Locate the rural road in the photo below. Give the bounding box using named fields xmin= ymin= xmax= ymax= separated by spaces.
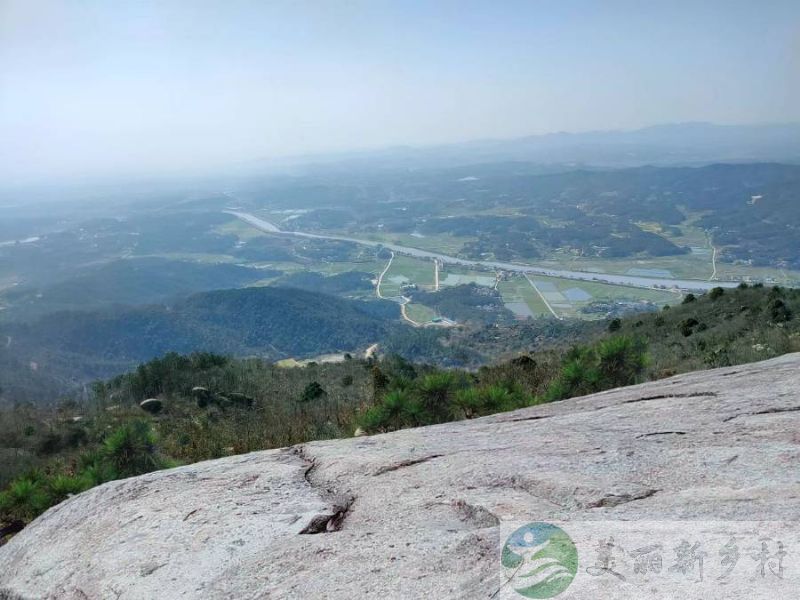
xmin=375 ymin=251 xmax=395 ymax=300
xmin=525 ymin=274 xmax=563 ymax=320
xmin=374 ymin=250 xmax=422 ymax=326
xmin=398 ymin=300 xmax=422 ymax=327
xmin=710 ymin=245 xmax=718 ymax=281
xmin=228 ymin=211 xmax=738 ymax=292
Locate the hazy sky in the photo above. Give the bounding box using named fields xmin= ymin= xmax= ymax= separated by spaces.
xmin=2 ymin=0 xmax=799 ymax=181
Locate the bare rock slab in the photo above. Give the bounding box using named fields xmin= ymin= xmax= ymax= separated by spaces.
xmin=2 ymin=354 xmax=800 ymax=598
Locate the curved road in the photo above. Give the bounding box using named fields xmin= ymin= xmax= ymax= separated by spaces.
xmin=374 ymin=250 xmax=423 ymax=326
xmin=375 ymin=251 xmax=395 ymax=300
xmin=228 ymin=211 xmax=737 ymax=292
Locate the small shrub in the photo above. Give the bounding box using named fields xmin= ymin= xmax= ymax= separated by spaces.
xmin=708 ymin=287 xmax=725 ymax=300
xmin=546 ymin=336 xmax=647 ymax=401
xmin=417 ymin=372 xmax=460 ymax=423
xmin=475 ymin=385 xmax=517 ymax=414
xmin=769 ymin=298 xmax=792 ymax=323
xmin=0 ymin=477 xmax=50 ymax=523
xmin=300 ymin=381 xmax=327 ymax=403
xmin=46 ymin=474 xmax=90 ymax=505
xmin=101 ymin=421 xmax=163 ymax=479
xmin=451 ymin=388 xmax=482 ymax=419
xmin=35 ymin=431 xmax=64 ymax=456
xmin=359 ymin=389 xmax=424 ymax=432
xmin=78 ymin=458 xmax=117 ymax=487
xmin=705 ymin=347 xmax=731 ymax=368
xmin=510 ymin=355 xmax=536 ymax=368
xmin=679 ymin=318 xmax=699 ymax=337
xmin=595 ymin=336 xmax=648 ymax=389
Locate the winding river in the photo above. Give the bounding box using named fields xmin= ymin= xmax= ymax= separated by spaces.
xmin=228 ymin=211 xmax=737 ymax=292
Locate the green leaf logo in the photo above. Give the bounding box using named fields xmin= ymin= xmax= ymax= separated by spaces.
xmin=501 ymin=523 xmax=578 ymax=598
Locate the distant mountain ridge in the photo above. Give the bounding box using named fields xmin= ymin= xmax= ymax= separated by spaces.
xmin=245 ymin=122 xmax=800 ymax=174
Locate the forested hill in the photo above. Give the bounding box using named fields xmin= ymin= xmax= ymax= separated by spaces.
xmin=1 ymin=286 xmax=401 ymax=390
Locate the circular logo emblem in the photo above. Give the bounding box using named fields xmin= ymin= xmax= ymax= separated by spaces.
xmin=501 ymin=522 xmax=578 ymax=598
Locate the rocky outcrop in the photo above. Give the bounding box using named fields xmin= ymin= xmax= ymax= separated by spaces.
xmin=2 ymin=354 xmax=800 ymax=598
xmin=138 ymin=398 xmax=162 ymax=414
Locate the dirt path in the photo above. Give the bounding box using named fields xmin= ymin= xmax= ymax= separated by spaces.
xmin=375 ymin=252 xmax=395 ymax=299
xmin=525 ymin=274 xmax=563 ymax=320
xmin=375 ymin=252 xmax=422 ymax=326
xmin=399 ymin=300 xmax=423 ymax=327
xmin=710 ymin=244 xmax=718 ymax=281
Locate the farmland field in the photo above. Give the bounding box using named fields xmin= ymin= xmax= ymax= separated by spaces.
xmin=497 ymin=278 xmax=551 ymax=318
xmin=527 ymin=274 xmax=679 ymax=318
xmin=140 ymin=203 xmax=800 ymax=331
xmin=438 ymin=267 xmax=496 ymax=288
xmin=378 ymin=255 xmax=435 ymax=297
xmin=405 ymin=302 xmax=437 ymax=324
xmin=343 ymin=231 xmax=473 ymax=256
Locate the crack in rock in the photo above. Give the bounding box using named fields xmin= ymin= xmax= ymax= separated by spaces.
xmin=182 ymin=509 xmax=200 ymax=522
xmin=510 ymin=392 xmax=718 ymax=423
xmin=723 ymin=406 xmax=800 ymax=423
xmin=290 ymin=445 xmax=356 ymax=535
xmin=299 ymin=496 xmax=355 ymax=534
xmin=507 ymin=415 xmax=551 ymax=423
xmin=290 ymin=445 xmax=318 ymax=483
xmin=139 ymin=562 xmax=167 ymax=577
xmin=636 ymin=431 xmax=687 ymax=439
xmin=621 ymin=391 xmax=717 ymax=405
xmin=585 ymin=488 xmax=659 ymax=509
xmin=451 ymin=500 xmax=500 ymax=528
xmin=373 ymin=454 xmax=444 ymax=476
xmin=495 ymin=475 xmax=572 ymax=510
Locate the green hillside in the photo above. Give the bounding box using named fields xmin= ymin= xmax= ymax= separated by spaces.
xmin=2 ymin=284 xmax=798 ymax=539
xmin=1 ymin=258 xmax=274 ymax=322
xmin=1 ymin=286 xmax=401 ymax=394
